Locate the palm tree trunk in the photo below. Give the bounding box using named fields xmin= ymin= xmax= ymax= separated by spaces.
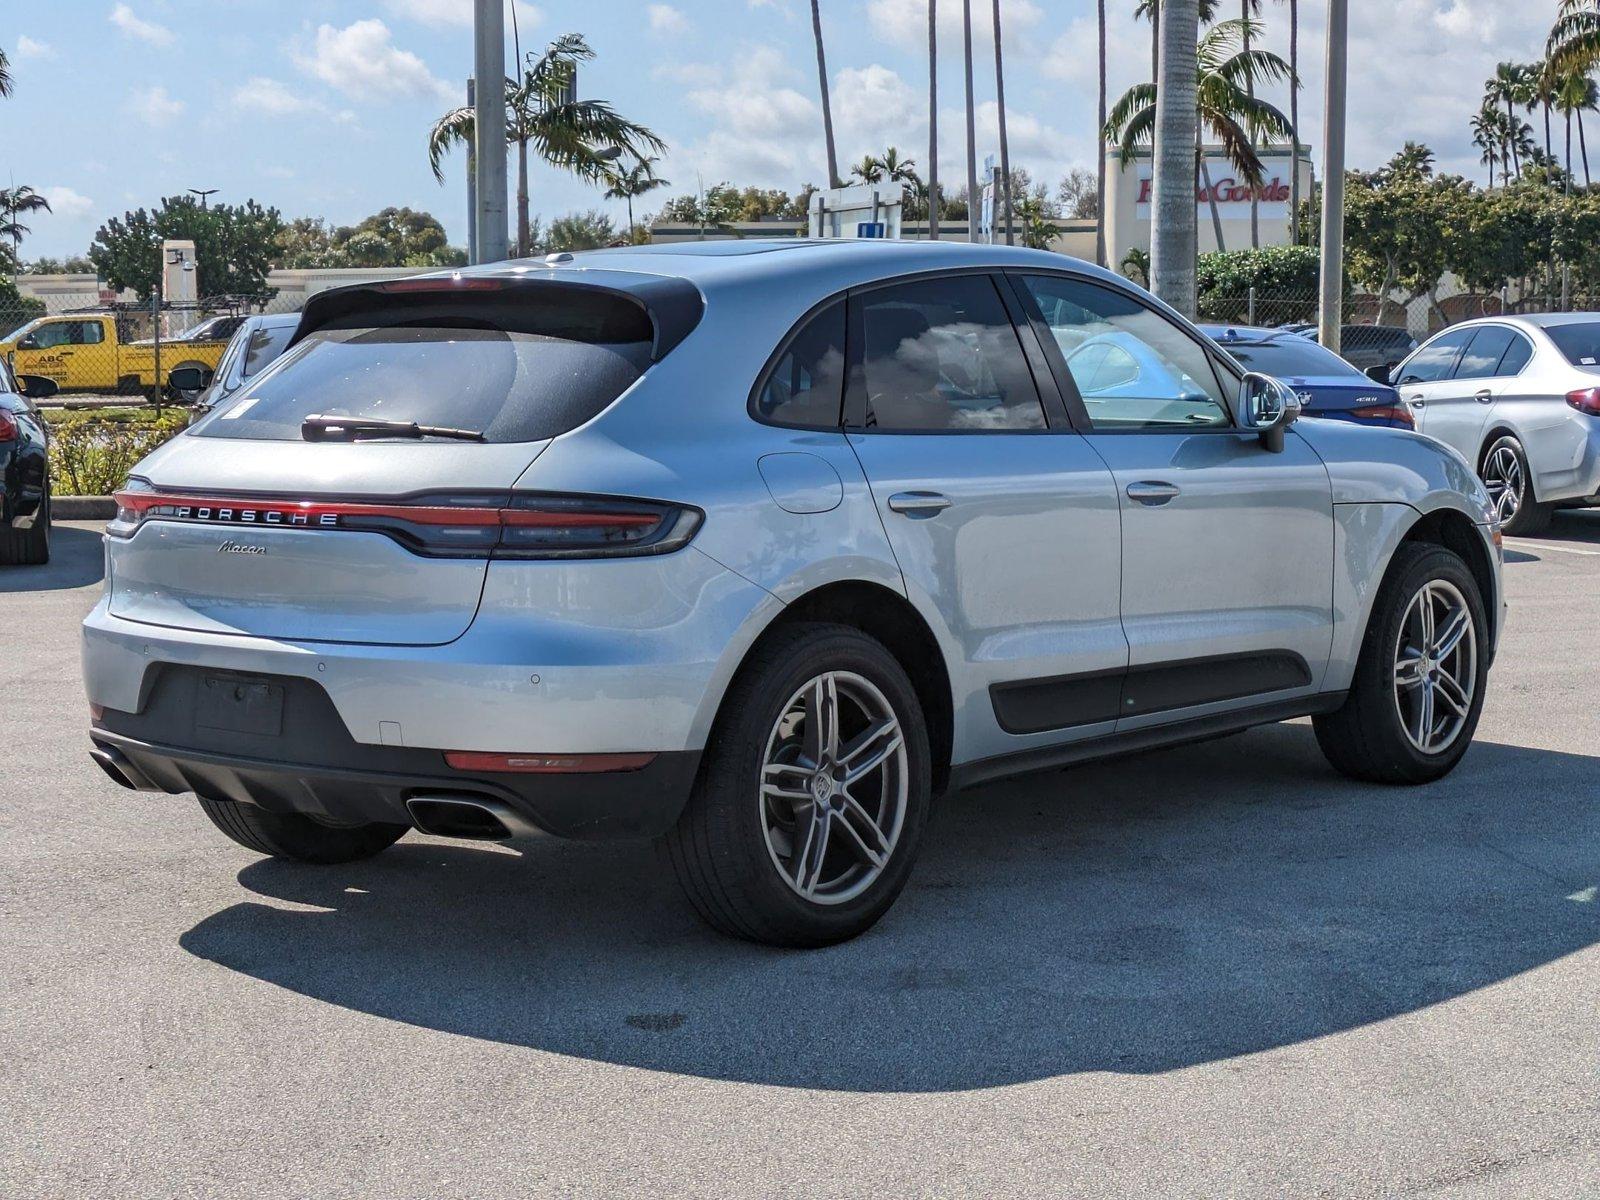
xmin=516 ymin=136 xmax=530 ymax=257
xmin=1288 ymin=0 xmax=1300 ymax=244
xmin=1567 ymin=110 xmax=1574 ymax=190
xmin=1581 ymin=107 xmax=1592 ymax=187
xmin=1150 ymin=2 xmax=1160 ymax=84
xmin=1506 ymin=97 xmax=1521 ymax=179
xmin=1152 ymin=0 xmax=1200 ymax=315
xmin=1545 ymin=101 xmax=1554 ymax=171
xmin=962 ymin=0 xmax=979 ymax=243
xmin=1096 ymin=0 xmax=1108 ymax=267
xmin=811 ymin=1 xmax=840 ymax=188
xmin=928 ymin=0 xmax=939 ymax=240
xmin=1199 ymin=129 xmax=1227 ymax=254
xmin=626 ymin=194 xmax=635 ymax=242
xmin=992 ymin=0 xmax=1014 ymax=245
xmin=1244 ymin=1 xmax=1259 ymax=249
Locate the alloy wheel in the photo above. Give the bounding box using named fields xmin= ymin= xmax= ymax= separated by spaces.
xmin=1391 ymin=579 xmax=1478 ymax=755
xmin=759 ymin=671 xmax=908 ymax=906
xmin=1482 ymin=443 xmax=1523 ymax=524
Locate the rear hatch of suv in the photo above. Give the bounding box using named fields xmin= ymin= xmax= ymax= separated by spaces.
xmin=106 ymin=271 xmax=703 ymax=646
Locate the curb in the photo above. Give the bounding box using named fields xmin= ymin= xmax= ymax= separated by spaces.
xmin=55 ymin=497 xmax=118 ymax=520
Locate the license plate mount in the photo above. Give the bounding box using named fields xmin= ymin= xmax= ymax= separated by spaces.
xmin=196 ymin=674 xmax=284 ymax=737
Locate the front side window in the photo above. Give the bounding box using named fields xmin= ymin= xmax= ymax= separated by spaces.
xmin=753 ymin=301 xmax=846 ymax=428
xmin=28 ymin=321 xmax=76 ymax=349
xmin=1020 ymin=275 xmax=1230 ymax=430
xmin=1397 ymin=328 xmax=1474 ymax=384
xmin=855 ymin=275 xmax=1045 ymax=432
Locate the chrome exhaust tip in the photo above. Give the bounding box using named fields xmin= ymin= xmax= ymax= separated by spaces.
xmin=405 ymin=795 xmax=543 ymax=841
xmin=89 ymin=744 xmax=159 ymax=792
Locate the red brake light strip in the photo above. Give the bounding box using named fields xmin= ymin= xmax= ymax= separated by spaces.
xmin=112 ymin=491 xmax=659 ymax=529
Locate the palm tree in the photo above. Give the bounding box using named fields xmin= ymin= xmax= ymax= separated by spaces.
xmin=1472 ymin=106 xmax=1500 ymax=188
xmin=1276 ymin=0 xmax=1301 ymax=242
xmin=428 ymin=34 xmax=665 ymax=259
xmin=810 ymin=1 xmax=840 ymax=188
xmin=0 ymin=186 xmax=51 ymax=268
xmin=1550 ymin=1 xmax=1600 ymax=77
xmin=1096 ymin=0 xmax=1108 ymax=266
xmin=1147 ymin=0 xmax=1201 ymax=314
xmin=1488 ymin=62 xmax=1532 ymax=181
xmin=1135 ymin=0 xmax=1221 ymax=82
xmin=1107 ymin=18 xmax=1294 ymax=255
xmin=603 ymin=156 xmax=669 ymax=243
xmin=1238 ymin=0 xmax=1262 ymax=248
xmin=1530 ymin=60 xmax=1560 ymax=176
xmin=0 ymin=47 xmax=12 ymax=97
xmin=928 ymin=0 xmax=940 ymax=240
xmin=1556 ymin=71 xmax=1599 ymax=186
xmin=992 ymin=0 xmax=1014 ymax=245
xmin=1389 ymin=141 xmax=1436 ymax=178
xmin=853 ymin=147 xmax=921 ymax=190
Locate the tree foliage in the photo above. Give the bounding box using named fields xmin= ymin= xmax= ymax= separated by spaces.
xmin=89 ymin=195 xmax=286 ymax=300
xmin=274 ymin=209 xmax=464 ymax=270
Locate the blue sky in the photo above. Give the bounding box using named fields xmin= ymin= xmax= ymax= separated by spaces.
xmin=3 ymin=0 xmax=1560 ymax=259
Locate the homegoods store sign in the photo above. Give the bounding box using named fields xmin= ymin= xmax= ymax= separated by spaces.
xmin=1132 ymin=163 xmax=1292 ymax=218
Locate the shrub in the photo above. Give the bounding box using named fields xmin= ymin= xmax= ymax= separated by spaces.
xmin=46 ymin=407 xmax=189 ymax=496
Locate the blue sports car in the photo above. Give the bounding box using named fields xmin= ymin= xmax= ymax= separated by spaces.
xmin=1200 ymin=324 xmax=1413 ymax=429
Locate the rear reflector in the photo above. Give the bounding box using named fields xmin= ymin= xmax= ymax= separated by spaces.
xmin=1566 ymin=387 xmax=1600 ymax=416
xmin=444 ymin=751 xmax=657 ymax=774
xmin=1351 ymin=404 xmax=1415 ymax=429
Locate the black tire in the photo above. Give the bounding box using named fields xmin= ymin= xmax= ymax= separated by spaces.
xmin=197 ymin=798 xmax=407 ymax=864
xmin=0 ymin=490 xmax=50 ymax=565
xmin=663 ymin=622 xmax=933 ymax=948
xmin=1314 ymin=542 xmax=1490 ymax=785
xmin=1481 ymin=434 xmax=1552 ymax=536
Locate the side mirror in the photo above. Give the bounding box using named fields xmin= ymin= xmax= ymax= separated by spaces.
xmin=17 ymin=335 xmax=39 ymax=351
xmin=167 ymin=366 xmax=213 ymax=392
xmin=1238 ymin=371 xmax=1302 ymax=453
xmin=15 ymin=374 xmax=58 ymax=400
xmin=1365 ymin=362 xmax=1397 ymax=385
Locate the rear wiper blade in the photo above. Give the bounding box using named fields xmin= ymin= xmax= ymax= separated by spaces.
xmin=301 ymin=414 xmax=486 ymax=443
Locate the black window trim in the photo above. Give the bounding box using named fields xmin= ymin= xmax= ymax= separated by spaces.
xmin=1395 ymin=325 xmax=1474 ymax=386
xmin=840 ymin=267 xmax=1068 ymax=435
xmin=745 ymin=294 xmax=851 ymax=432
xmin=1004 ymin=268 xmax=1244 ymax=435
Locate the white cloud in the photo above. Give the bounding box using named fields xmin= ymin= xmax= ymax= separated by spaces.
xmin=15 ymin=35 xmax=54 ymax=60
xmin=231 ymin=77 xmax=318 ymax=117
xmin=109 ymin=3 xmax=174 ymax=46
xmin=131 ymin=85 xmax=184 ymax=125
xmin=665 ymin=44 xmax=821 ymax=184
xmin=41 ymin=186 xmax=94 ymax=219
xmin=866 ymin=0 xmax=1044 ymax=53
xmin=382 ymin=0 xmax=542 ymax=28
xmin=648 ymin=5 xmax=688 ymax=33
xmin=293 ymin=20 xmax=454 ymax=103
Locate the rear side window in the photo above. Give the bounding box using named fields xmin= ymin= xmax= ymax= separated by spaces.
xmin=194 ymin=294 xmax=653 ymax=444
xmin=854 ymin=275 xmax=1046 ymax=432
xmin=1454 ymin=327 xmax=1519 ymax=380
xmin=1495 ymin=332 xmax=1533 ymax=375
xmin=1542 ymin=321 xmax=1600 ymax=367
xmin=754 ymin=301 xmax=846 ymax=428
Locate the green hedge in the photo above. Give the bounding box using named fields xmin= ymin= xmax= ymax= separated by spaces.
xmin=1195 ymin=246 xmax=1330 ymax=325
xmin=46 ymin=407 xmax=190 ymax=496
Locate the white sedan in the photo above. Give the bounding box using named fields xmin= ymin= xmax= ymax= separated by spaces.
xmin=1390 ymin=314 xmax=1600 ymax=534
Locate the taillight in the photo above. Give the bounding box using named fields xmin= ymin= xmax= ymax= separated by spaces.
xmin=1351 ymin=403 xmax=1415 ymax=429
xmin=1566 ymin=387 xmax=1600 ymax=416
xmin=106 ymin=487 xmax=702 ymax=560
xmin=0 ymin=410 xmax=17 ymax=441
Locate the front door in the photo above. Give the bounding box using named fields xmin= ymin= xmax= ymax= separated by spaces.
xmin=844 ymin=273 xmax=1126 ymax=764
xmin=1013 ymin=272 xmax=1336 ymax=730
xmin=1416 ymin=323 xmax=1532 ymax=465
xmin=1393 ymin=325 xmax=1477 ymax=444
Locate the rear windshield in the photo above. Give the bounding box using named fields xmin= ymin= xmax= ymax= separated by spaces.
xmin=1543 ymin=321 xmax=1600 ymax=367
xmin=1222 ymin=338 xmax=1361 ymax=378
xmin=193 ymin=320 xmax=651 ymax=443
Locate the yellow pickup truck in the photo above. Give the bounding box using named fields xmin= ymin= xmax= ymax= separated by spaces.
xmin=0 ymin=312 xmax=229 ymax=398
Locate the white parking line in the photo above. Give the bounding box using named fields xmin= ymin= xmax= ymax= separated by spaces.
xmin=1515 ymin=542 xmax=1600 ymax=557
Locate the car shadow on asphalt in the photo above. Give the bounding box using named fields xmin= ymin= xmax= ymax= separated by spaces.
xmin=0 ymin=525 xmax=105 ymax=593
xmin=1542 ymin=509 xmax=1600 ymax=544
xmin=179 ymin=724 xmax=1600 ymax=1093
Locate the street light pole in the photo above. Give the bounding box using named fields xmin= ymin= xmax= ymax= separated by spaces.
xmin=465 ymin=77 xmax=479 ymax=265
xmin=962 ymin=0 xmax=978 ymax=244
xmin=473 ymin=0 xmax=509 ymax=263
xmin=187 ymin=188 xmax=217 ymax=210
xmin=1317 ymin=0 xmax=1348 ymax=355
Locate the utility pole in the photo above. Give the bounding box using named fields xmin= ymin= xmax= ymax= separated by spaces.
xmin=962 ymin=0 xmax=978 ymax=244
xmin=473 ymin=0 xmax=509 ymax=263
xmin=928 ymin=0 xmax=939 ymax=241
xmin=992 ymin=0 xmax=1014 ymax=245
xmin=1317 ymin=0 xmax=1348 ymax=354
xmin=465 ymin=77 xmax=479 ymax=265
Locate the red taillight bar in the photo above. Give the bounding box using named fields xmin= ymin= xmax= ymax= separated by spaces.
xmin=111 ymin=491 xmax=658 ymax=530
xmin=1567 ymin=387 xmax=1600 ymax=416
xmin=1351 ymin=404 xmax=1415 ymax=429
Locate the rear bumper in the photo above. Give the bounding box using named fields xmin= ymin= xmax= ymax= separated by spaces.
xmin=88 ymin=664 xmax=701 ymax=839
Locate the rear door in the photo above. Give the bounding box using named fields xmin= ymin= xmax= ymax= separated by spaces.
xmin=843 ymin=272 xmax=1127 ymax=760
xmin=1014 ymin=272 xmax=1335 ymax=729
xmin=106 ymin=280 xmax=667 ymax=646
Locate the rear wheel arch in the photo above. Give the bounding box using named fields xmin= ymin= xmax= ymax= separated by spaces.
xmin=725 ymin=581 xmax=954 ymax=797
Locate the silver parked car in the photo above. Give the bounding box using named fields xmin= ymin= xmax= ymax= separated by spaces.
xmin=1389 ymin=314 xmax=1600 ymax=534
xmin=184 ymin=312 xmax=301 ymax=414
xmin=83 ymin=242 xmax=1502 ymax=946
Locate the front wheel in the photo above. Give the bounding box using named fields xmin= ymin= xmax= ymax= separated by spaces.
xmin=663 ymin=623 xmax=932 ymax=947
xmin=1314 ymin=542 xmax=1489 ymax=784
xmin=198 ymin=798 xmax=407 ymax=864
xmin=1481 ymin=434 xmax=1551 ymax=536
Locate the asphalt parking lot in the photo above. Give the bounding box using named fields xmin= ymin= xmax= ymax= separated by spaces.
xmin=4 ymin=517 xmax=1598 ymax=1198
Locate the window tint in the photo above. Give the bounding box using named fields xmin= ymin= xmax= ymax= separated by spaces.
xmin=1220 ymin=338 xmax=1363 ymax=379
xmin=754 ymin=301 xmax=846 ymax=427
xmin=1020 ymin=275 xmax=1230 ymax=430
xmin=856 ymin=276 xmax=1045 ymax=431
xmin=1544 ymin=320 xmax=1600 ymax=366
xmin=1454 ymin=327 xmax=1517 ymax=380
xmin=1397 ymin=328 xmax=1473 ymax=384
xmin=29 ymin=322 xmax=76 ymax=349
xmin=242 ymin=324 xmax=296 ymax=379
xmin=1496 ymin=332 xmax=1533 ymax=376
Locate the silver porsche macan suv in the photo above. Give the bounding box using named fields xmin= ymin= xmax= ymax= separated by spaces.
xmin=83 ymin=241 xmax=1504 ymax=946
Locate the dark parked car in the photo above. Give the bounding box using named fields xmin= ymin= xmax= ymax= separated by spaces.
xmin=0 ymin=363 xmax=56 ymax=565
xmin=1201 ymin=325 xmax=1413 ymax=428
xmin=1281 ymin=322 xmax=1419 ymax=372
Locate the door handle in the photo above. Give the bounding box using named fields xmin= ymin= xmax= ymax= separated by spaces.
xmin=1408 ymin=395 xmax=1425 ymax=408
xmin=1126 ymin=481 xmax=1181 ymax=506
xmin=1474 ymin=389 xmax=1493 ymax=404
xmin=887 ymin=491 xmax=951 ymax=516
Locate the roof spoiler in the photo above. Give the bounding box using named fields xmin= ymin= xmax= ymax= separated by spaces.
xmin=288 ymin=269 xmax=705 ymax=362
